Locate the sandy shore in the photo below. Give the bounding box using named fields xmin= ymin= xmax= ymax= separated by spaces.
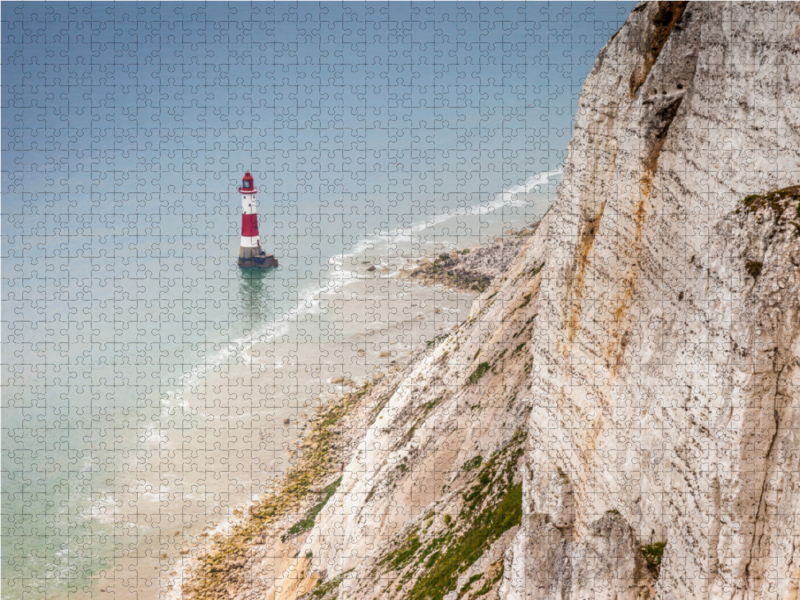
xmin=89 ymin=191 xmax=551 ymax=600
xmin=92 ymin=249 xmax=476 ymax=600
xmin=176 ymin=224 xmax=540 ymax=599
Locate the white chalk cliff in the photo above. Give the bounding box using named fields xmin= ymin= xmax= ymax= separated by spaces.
xmin=509 ymin=2 xmax=800 ymax=599
xmin=187 ymin=3 xmax=800 ymax=599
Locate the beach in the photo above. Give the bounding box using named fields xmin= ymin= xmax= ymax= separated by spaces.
xmin=78 ymin=182 xmax=555 ymax=599
xmin=176 ymin=198 xmax=549 ymax=600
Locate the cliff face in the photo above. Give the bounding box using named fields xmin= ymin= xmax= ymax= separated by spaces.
xmin=508 ymin=2 xmax=800 ymax=599
xmin=186 ymin=200 xmax=551 ymax=600
xmin=187 ymin=3 xmax=800 ymax=600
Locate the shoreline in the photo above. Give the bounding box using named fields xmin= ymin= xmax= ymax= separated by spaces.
xmin=88 ymin=204 xmax=549 ymax=600
xmin=405 ymin=223 xmax=540 ymax=292
xmin=93 ymin=247 xmax=478 ymax=600
xmin=177 ymin=226 xmax=539 ymax=599
xmin=178 ymin=349 xmax=420 ymax=599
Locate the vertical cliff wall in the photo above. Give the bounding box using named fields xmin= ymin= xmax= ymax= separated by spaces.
xmin=506 ymin=2 xmax=800 ymax=599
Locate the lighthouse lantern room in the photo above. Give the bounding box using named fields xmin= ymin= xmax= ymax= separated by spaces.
xmin=237 ymin=172 xmax=278 ymax=268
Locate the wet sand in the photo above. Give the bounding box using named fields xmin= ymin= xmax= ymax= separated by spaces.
xmin=92 ymin=250 xmax=476 ymax=599
xmin=89 ymin=190 xmax=554 ymax=599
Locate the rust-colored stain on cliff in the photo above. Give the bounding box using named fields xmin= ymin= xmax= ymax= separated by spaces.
xmin=605 ymin=48 xmax=686 ymax=372
xmin=567 ymin=204 xmax=606 ymax=345
xmin=604 ymin=194 xmax=647 ymax=374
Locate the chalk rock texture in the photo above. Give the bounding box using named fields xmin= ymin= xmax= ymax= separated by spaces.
xmin=505 ymin=2 xmax=800 ymax=599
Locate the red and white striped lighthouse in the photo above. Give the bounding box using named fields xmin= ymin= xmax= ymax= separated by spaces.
xmin=237 ymin=172 xmax=278 ymax=268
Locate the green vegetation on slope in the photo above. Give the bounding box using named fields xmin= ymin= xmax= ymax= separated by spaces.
xmin=741 ymin=185 xmax=800 ymax=218
xmin=301 ymin=568 xmax=354 ymax=600
xmin=383 ymin=532 xmax=424 ymax=571
xmin=468 ymin=362 xmax=491 ymax=384
xmin=642 ymin=541 xmax=667 ymax=578
xmin=284 ymin=477 xmax=342 ymax=540
xmin=739 ymin=185 xmax=800 ymax=235
xmin=406 ymin=483 xmax=521 ymax=600
xmin=461 ymin=456 xmax=482 ymax=472
xmin=374 ymin=430 xmax=526 ymax=600
xmin=186 ymin=381 xmax=382 ymax=599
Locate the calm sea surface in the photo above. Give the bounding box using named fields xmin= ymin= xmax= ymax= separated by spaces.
xmin=1 ymin=3 xmax=634 ymax=598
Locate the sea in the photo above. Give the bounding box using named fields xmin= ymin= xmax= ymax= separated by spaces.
xmin=1 ymin=3 xmax=634 ymax=598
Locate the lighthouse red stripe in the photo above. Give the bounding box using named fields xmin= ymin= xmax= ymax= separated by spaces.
xmin=242 ymin=213 xmax=259 ymax=237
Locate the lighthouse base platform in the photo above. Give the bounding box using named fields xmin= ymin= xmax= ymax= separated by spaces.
xmin=238 ymin=248 xmax=278 ymax=269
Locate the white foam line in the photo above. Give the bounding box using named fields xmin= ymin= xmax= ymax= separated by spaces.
xmin=300 ymin=170 xmax=561 ymax=300
xmin=314 ymin=169 xmax=561 ymax=266
xmin=358 ymin=168 xmax=563 ymax=247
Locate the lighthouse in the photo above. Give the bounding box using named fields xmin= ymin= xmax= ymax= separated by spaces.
xmin=237 ymin=172 xmax=278 ymax=268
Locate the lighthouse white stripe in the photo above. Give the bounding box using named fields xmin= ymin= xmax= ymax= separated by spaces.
xmin=241 ymin=194 xmax=258 ymax=215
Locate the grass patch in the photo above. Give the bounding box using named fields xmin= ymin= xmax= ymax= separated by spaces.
xmin=382 ymin=532 xmax=423 ymax=571
xmin=473 ymin=564 xmax=504 ymax=596
xmin=462 ymin=456 xmax=483 ymax=472
xmin=740 ymin=185 xmax=800 ymax=235
xmin=363 ymin=431 xmax=527 ymax=600
xmin=457 ymin=573 xmax=483 ymax=598
xmin=468 ymin=362 xmax=492 ymax=384
xmin=284 ymin=477 xmax=342 ymax=539
xmin=425 ymin=551 xmax=441 ymax=568
xmin=740 ymin=185 xmax=800 ymax=217
xmin=185 ymin=382 xmax=373 ymax=598
xmin=523 ymin=261 xmax=544 ymax=278
xmin=742 ymin=194 xmax=759 ymax=208
xmin=370 ymin=384 xmax=399 ymax=420
xmin=426 ymin=332 xmax=451 ymax=348
xmin=370 ymin=431 xmax=525 ymax=600
xmin=463 ymin=430 xmax=525 ymax=514
xmin=304 ymin=569 xmax=354 ymax=600
xmin=642 ymin=541 xmax=667 ymax=578
xmin=406 ymin=483 xmax=522 ymax=600
xmin=421 ymin=396 xmax=443 ymax=414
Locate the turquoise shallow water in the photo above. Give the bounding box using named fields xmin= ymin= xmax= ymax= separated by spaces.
xmin=1 ymin=3 xmax=634 ymax=598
